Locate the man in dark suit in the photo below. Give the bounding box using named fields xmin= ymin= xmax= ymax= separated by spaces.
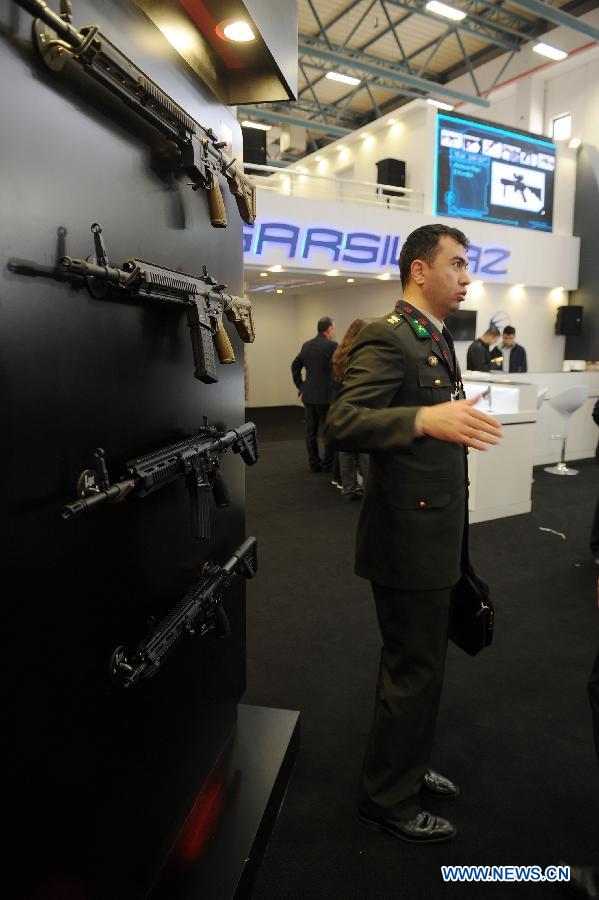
xmin=292 ymin=317 xmax=338 ymax=472
xmin=490 ymin=326 xmax=527 ymax=373
xmin=466 ymin=326 xmax=501 ymax=371
xmin=325 ymin=224 xmax=501 ymax=844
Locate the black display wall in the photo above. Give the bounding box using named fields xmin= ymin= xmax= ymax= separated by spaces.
xmin=566 ymin=145 xmax=599 ymax=360
xmin=1 ymin=2 xmax=250 ymax=897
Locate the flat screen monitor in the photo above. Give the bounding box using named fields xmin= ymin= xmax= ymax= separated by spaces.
xmin=445 ymin=309 xmax=477 ymax=342
xmin=434 ymin=112 xmax=555 ymax=232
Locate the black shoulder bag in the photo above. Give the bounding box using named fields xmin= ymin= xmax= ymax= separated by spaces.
xmin=449 ymin=515 xmax=494 ymax=656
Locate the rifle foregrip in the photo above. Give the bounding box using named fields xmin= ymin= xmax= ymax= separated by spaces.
xmin=207 ymin=175 xmax=227 ymax=228
xmin=213 ymin=323 xmax=235 ymax=365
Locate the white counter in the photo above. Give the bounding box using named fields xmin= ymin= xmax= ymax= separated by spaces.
xmin=464 ymin=371 xmax=599 ymax=465
xmin=463 ymin=380 xmax=537 ymax=524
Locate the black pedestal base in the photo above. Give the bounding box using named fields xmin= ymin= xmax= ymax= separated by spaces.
xmin=150 ymin=704 xmax=300 ymax=900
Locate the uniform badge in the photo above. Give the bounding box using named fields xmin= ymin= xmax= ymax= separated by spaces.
xmin=427 ymin=355 xmax=438 ymax=366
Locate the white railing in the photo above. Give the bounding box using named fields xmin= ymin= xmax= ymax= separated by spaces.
xmin=244 ymin=163 xmax=423 ymax=213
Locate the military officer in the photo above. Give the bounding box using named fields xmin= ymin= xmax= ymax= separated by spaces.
xmin=324 ymin=224 xmax=501 ymax=844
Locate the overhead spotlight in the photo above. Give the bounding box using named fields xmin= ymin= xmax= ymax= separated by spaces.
xmin=337 ymin=145 xmax=346 ymax=152
xmin=216 ymin=20 xmax=256 ymax=42
xmin=259 ymin=272 xmax=268 ymax=277
xmin=268 ymin=264 xmax=283 ymax=272
xmin=569 ymin=137 xmax=582 ymax=149
xmin=360 ymin=132 xmax=370 ymax=140
xmin=425 ymin=1 xmax=466 ymax=22
xmin=325 ymin=269 xmax=339 ymax=277
xmin=276 ymin=289 xmax=283 ymax=294
xmin=427 ymin=98 xmax=455 ymax=111
xmin=387 ymin=118 xmax=397 ymax=125
xmin=241 ymin=120 xmax=271 ymax=131
xmin=377 ymin=272 xmax=391 ymax=280
xmin=533 ymin=42 xmax=568 ymax=61
xmin=347 ymin=278 xmax=355 ymax=283
xmin=326 ymin=71 xmax=361 ymax=86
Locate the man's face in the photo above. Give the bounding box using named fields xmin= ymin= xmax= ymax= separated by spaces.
xmin=328 ymin=322 xmax=336 ymax=339
xmin=502 ymin=332 xmax=515 ymax=347
xmin=416 ymin=236 xmax=471 ymax=319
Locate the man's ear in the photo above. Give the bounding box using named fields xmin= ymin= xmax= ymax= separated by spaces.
xmin=411 ymin=258 xmax=426 ymax=285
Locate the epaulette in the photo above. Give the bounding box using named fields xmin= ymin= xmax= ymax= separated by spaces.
xmin=385 ymin=312 xmax=406 ymax=329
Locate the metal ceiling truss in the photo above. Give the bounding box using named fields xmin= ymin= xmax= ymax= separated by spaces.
xmin=241 ymin=0 xmax=599 ymax=154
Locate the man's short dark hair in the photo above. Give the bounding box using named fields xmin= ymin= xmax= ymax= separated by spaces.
xmin=398 ymin=224 xmax=470 ymax=289
xmin=317 ymin=317 xmax=334 ymax=333
xmin=503 ymin=326 xmax=516 ymax=336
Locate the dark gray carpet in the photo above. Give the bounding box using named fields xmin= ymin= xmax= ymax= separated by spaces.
xmin=244 ymin=406 xmax=599 ymax=899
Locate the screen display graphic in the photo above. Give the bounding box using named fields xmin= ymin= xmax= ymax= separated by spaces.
xmin=435 ymin=113 xmax=556 ymax=231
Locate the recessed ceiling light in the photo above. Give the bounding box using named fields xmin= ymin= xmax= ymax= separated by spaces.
xmin=337 ymin=145 xmax=346 ymax=152
xmin=217 ymin=20 xmax=256 ymax=42
xmin=315 ymin=155 xmax=323 ymax=161
xmin=360 ymin=132 xmax=370 ymax=140
xmin=276 ymin=289 xmax=283 ymax=294
xmin=425 ymin=1 xmax=466 ymax=21
xmin=260 ymin=272 xmax=268 ymax=277
xmin=268 ymin=264 xmax=283 ymax=272
xmin=427 ymin=98 xmax=455 ymax=111
xmin=377 ymin=273 xmax=391 ymax=280
xmin=533 ymin=42 xmax=568 ymax=61
xmin=325 ymin=269 xmax=339 ymax=276
xmin=347 ymin=278 xmax=355 ymax=283
xmin=387 ymin=118 xmax=397 ymax=125
xmin=241 ymin=120 xmax=271 ymax=132
xmin=326 ymin=71 xmax=361 ymax=86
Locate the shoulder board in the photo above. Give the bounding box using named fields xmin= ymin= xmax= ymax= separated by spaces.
xmin=385 ymin=313 xmax=405 ymax=329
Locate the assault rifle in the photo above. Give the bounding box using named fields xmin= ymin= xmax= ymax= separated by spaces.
xmin=62 ymin=421 xmax=258 ymax=540
xmin=110 ymin=536 xmax=258 ymax=688
xmin=500 ymin=173 xmax=542 ymax=204
xmin=8 ymin=223 xmax=255 ymax=384
xmin=13 ymin=0 xmax=256 ymax=228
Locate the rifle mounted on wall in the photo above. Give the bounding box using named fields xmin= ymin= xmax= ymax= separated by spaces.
xmin=13 ymin=0 xmax=256 ymax=228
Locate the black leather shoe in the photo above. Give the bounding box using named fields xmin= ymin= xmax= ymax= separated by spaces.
xmin=355 ymin=808 xmax=456 ymax=844
xmin=422 ymin=769 xmax=460 ymax=798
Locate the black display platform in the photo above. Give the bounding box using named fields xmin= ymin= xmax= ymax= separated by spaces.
xmin=149 ymin=705 xmax=300 ymax=900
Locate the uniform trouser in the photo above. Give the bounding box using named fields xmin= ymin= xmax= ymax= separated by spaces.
xmin=304 ymin=404 xmax=335 ymax=470
xmin=359 ymin=583 xmax=452 ymax=821
xmin=589 ymin=644 xmax=599 ymax=767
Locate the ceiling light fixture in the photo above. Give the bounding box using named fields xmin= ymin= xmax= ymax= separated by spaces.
xmin=325 ymin=269 xmax=339 ymax=276
xmin=533 ymin=42 xmax=568 ymax=61
xmin=268 ymin=264 xmax=283 ymax=272
xmin=427 ymin=98 xmax=455 ymax=111
xmin=276 ymin=289 xmax=283 ymax=294
xmin=337 ymin=145 xmax=347 ymax=152
xmin=425 ymin=1 xmax=466 ymax=22
xmin=326 ymin=71 xmax=361 ymax=86
xmin=315 ymin=155 xmax=323 ymax=161
xmin=260 ymin=272 xmax=268 ymax=277
xmin=216 ymin=20 xmax=256 ymax=42
xmin=377 ymin=272 xmax=391 ymax=280
xmin=347 ymin=278 xmax=355 ymax=283
xmin=387 ymin=118 xmax=397 ymax=125
xmin=360 ymin=132 xmax=370 ymax=140
xmin=241 ymin=120 xmax=271 ymax=132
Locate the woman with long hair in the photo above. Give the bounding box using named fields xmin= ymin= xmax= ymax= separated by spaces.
xmin=331 ymin=319 xmax=369 ymax=502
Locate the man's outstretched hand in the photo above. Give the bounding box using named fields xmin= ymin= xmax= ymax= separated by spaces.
xmin=420 ymin=395 xmax=502 ymax=451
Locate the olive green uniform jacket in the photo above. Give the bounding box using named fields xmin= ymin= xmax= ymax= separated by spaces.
xmin=324 ymin=310 xmax=467 ymax=591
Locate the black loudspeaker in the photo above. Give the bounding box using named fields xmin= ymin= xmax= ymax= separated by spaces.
xmin=241 ymin=126 xmax=267 ymax=165
xmin=376 ymin=158 xmax=406 ymax=195
xmin=555 ymin=305 xmax=583 ymax=335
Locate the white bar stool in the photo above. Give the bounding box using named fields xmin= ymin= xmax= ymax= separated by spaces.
xmin=544 ymin=385 xmax=590 ymax=475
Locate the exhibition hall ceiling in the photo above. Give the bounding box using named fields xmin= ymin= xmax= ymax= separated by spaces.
xmin=239 ymin=0 xmax=599 ymax=159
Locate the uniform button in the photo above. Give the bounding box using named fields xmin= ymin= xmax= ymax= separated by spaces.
xmin=434 ymin=378 xmax=442 ymax=385
xmin=419 ymin=500 xmax=427 ymax=508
